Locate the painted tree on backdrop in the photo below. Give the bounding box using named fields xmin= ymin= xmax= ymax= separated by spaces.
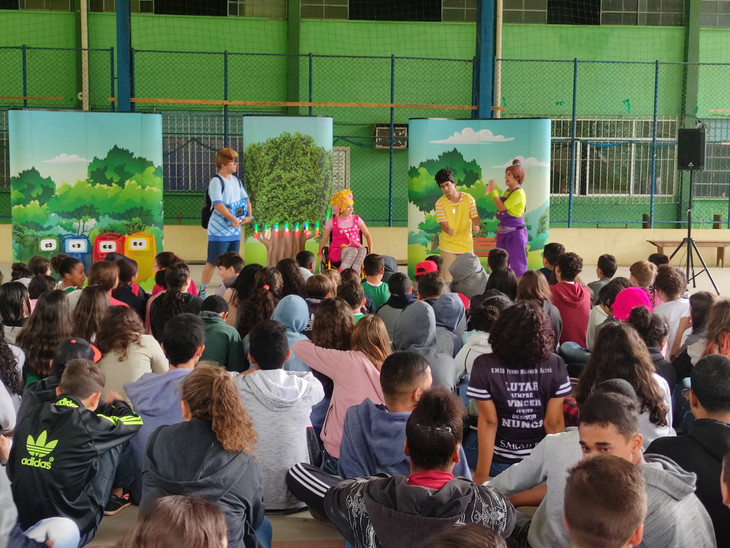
xmin=11 ymin=169 xmax=55 ymax=253
xmin=408 ymin=148 xmax=497 ymax=251
xmin=11 ymin=147 xmax=163 ymax=260
xmin=244 ymin=132 xmax=332 ymax=266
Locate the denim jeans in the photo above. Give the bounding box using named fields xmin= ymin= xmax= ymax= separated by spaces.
xmin=560 ymin=342 xmax=591 ymax=365
xmin=255 ymin=516 xmax=273 ymax=548
xmin=672 ymin=379 xmax=696 ymax=433
xmin=461 ymin=428 xmax=514 ymax=478
xmin=78 ymin=441 xmax=133 ymax=547
xmin=463 ymin=428 xmax=479 ymax=470
xmin=322 ymin=450 xmax=339 ymax=476
xmin=25 ymin=518 xmax=81 ymax=548
xmin=489 ymin=461 xmax=513 ymax=477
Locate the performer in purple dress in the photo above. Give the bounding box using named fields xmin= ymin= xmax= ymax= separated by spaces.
xmin=486 ymin=159 xmax=528 ymax=277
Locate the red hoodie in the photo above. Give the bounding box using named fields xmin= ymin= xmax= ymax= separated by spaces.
xmin=551 ymin=282 xmax=592 ymax=347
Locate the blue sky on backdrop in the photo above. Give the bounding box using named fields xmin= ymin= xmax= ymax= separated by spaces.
xmin=242 ymin=116 xmax=333 ymax=150
xmin=408 ymin=118 xmax=551 ymax=228
xmin=9 ymin=111 xmax=163 ymax=186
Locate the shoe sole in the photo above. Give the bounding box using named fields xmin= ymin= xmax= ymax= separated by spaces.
xmin=104 ymin=501 xmax=132 ymax=516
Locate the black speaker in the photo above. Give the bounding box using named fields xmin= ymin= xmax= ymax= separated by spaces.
xmin=677 ymin=128 xmax=706 ymax=171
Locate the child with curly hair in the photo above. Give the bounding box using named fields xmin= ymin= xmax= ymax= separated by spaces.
xmin=140 ymin=365 xmax=268 ymax=548
xmin=467 ymin=301 xmax=570 ymax=483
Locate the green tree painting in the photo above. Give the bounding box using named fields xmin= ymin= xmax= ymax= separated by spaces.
xmin=11 ymin=147 xmax=163 ymax=261
xmin=11 ymin=168 xmax=55 ymax=204
xmin=244 ymin=132 xmax=332 ymax=266
xmin=408 ymin=148 xmax=497 ymax=250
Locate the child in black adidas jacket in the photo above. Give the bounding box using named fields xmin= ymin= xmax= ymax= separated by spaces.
xmin=8 ymin=359 xmax=142 ymax=547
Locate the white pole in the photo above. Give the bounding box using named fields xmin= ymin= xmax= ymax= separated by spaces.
xmin=494 ymin=0 xmax=503 ymax=118
xmin=80 ymin=0 xmax=90 ymax=111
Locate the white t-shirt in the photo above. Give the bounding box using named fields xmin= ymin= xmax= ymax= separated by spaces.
xmin=639 ymin=373 xmax=676 ymax=449
xmin=654 ymin=298 xmax=690 ymax=358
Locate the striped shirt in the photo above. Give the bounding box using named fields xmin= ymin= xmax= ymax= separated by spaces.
xmin=435 ymin=192 xmax=478 ymax=253
xmin=207 ymin=174 xmax=248 ymax=242
xmin=467 ymin=353 xmax=571 ymax=463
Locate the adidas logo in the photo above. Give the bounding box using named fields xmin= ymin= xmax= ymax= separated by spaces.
xmin=21 ymin=430 xmax=57 ymax=470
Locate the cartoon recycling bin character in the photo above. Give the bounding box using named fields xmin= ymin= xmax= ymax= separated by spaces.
xmin=124 ymin=232 xmax=157 ymax=281
xmin=93 ymin=233 xmax=126 ymax=263
xmin=36 ymin=235 xmax=61 ymax=260
xmin=60 ymin=234 xmax=92 ymax=268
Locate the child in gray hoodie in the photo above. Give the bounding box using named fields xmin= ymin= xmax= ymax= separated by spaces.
xmin=236 ymin=320 xmax=324 ymax=511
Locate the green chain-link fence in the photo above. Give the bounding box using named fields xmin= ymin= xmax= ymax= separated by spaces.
xmin=3 ymin=47 xmax=730 ymax=230
xmin=130 ymin=50 xmax=475 ymax=227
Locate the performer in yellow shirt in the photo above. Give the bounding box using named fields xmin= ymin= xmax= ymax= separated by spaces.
xmin=434 ymin=168 xmax=481 ymax=282
xmin=486 ymin=159 xmax=528 ymax=277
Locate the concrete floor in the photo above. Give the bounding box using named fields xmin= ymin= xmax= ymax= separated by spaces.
xmin=87 ymin=507 xmax=345 ymax=547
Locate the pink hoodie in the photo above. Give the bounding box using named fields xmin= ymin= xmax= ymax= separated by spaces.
xmin=292 ymin=340 xmax=384 ymax=458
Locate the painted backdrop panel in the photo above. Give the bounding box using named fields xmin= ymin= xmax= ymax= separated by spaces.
xmin=408 ymin=118 xmax=551 ymax=278
xmin=242 ymin=116 xmax=333 ymax=266
xmin=10 ymin=111 xmax=163 ymax=283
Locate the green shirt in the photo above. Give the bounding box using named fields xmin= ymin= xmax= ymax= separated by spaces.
xmin=362 ymin=281 xmax=390 ymax=311
xmin=199 ymin=313 xmax=244 ymax=372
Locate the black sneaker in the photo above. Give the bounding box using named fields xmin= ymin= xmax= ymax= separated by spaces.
xmin=104 ymin=492 xmax=132 ymax=516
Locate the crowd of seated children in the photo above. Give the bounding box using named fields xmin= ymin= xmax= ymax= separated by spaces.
xmin=4 ymin=244 xmax=730 ymax=548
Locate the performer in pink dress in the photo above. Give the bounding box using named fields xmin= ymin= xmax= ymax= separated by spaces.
xmin=318 ymin=189 xmax=374 ymax=273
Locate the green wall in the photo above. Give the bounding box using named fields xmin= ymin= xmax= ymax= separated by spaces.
xmin=0 ymin=12 xmax=722 ymax=228
xmin=500 ymin=25 xmax=686 ymax=117
xmin=0 ymin=12 xmax=79 ymax=110
xmin=697 ymin=29 xmax=730 ymax=119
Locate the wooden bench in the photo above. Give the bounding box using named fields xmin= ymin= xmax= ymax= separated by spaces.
xmin=473 ymin=236 xmax=498 ymax=258
xmin=647 ymin=240 xmax=730 ymax=267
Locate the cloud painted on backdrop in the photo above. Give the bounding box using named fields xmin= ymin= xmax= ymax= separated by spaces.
xmin=429 ymin=127 xmax=515 ymax=145
xmin=42 ymin=153 xmax=91 ymax=164
xmin=491 ymin=155 xmax=549 ymax=168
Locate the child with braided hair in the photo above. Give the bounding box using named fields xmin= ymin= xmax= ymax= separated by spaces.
xmin=149 ymin=263 xmax=202 ymax=341
xmin=318 ymin=189 xmax=374 ymax=273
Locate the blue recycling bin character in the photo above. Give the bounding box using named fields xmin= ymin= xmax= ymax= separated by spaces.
xmin=60 ymin=234 xmax=92 ymax=268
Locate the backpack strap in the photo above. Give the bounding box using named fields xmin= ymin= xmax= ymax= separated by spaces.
xmin=209 ymin=174 xmax=226 ymax=211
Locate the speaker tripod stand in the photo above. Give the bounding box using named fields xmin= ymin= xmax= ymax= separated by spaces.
xmin=669 ymin=164 xmax=720 ymax=295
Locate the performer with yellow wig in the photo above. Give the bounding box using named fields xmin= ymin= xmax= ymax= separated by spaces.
xmin=318 ymin=189 xmax=374 ymax=272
